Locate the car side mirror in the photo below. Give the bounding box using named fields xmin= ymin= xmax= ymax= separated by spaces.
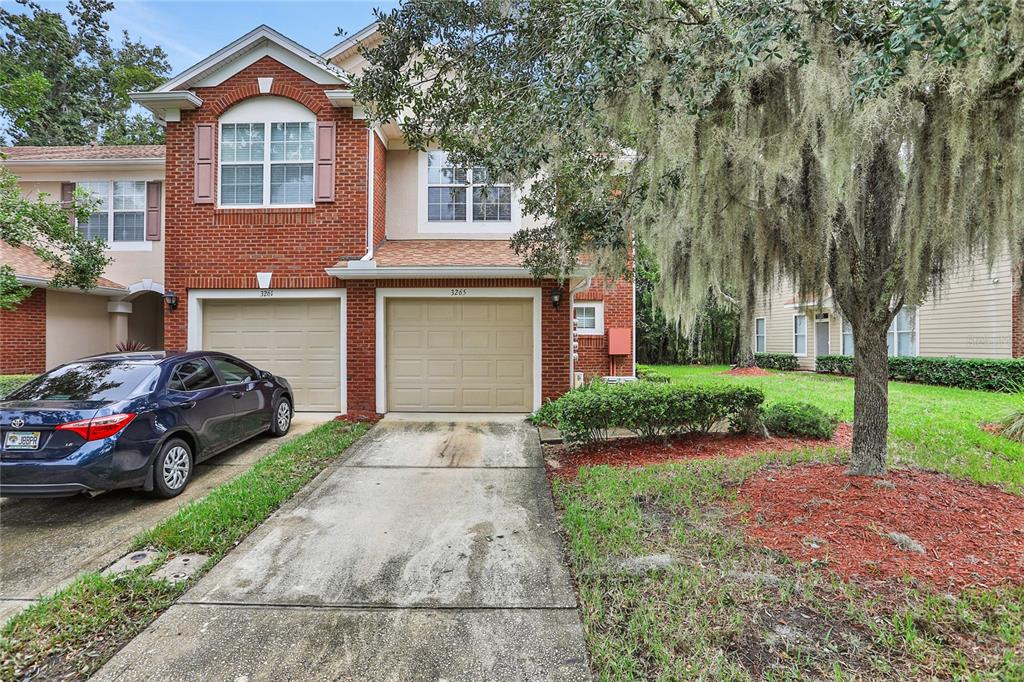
xmin=260 ymin=369 xmax=273 ymax=381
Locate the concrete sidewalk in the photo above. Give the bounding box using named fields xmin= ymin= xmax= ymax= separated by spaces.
xmin=95 ymin=419 xmax=590 ymax=681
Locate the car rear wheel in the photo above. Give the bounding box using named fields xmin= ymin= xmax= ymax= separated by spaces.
xmin=151 ymin=438 xmax=193 ymax=498
xmin=269 ymin=397 xmax=292 ymax=437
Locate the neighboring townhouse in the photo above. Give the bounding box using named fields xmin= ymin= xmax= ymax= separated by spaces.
xmin=752 ymin=251 xmax=1022 ymax=370
xmin=96 ymin=24 xmax=638 ymax=414
xmin=0 ymin=146 xmax=167 ymax=374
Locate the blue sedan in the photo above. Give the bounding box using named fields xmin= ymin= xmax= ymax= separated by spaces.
xmin=0 ymin=351 xmax=294 ymax=498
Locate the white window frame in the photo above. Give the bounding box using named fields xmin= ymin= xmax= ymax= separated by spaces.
xmin=573 ymin=302 xmax=605 ymax=336
xmin=754 ymin=317 xmax=766 ymax=353
xmin=217 ymin=97 xmax=316 ymax=209
xmin=77 ymin=180 xmax=151 ymax=252
xmin=417 ymin=151 xmax=522 ymax=234
xmin=841 ymin=316 xmax=854 ymax=356
xmin=888 ymin=306 xmax=919 ymax=357
xmin=793 ymin=313 xmax=808 ymax=356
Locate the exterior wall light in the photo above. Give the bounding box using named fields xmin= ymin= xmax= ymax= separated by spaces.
xmin=163 ymin=290 xmax=179 ymax=310
xmin=550 ymin=286 xmax=563 ymax=309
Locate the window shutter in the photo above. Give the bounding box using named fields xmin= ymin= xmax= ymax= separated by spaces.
xmin=60 ymin=182 xmax=76 ymax=225
xmin=315 ymin=121 xmax=336 ymax=202
xmin=145 ymin=181 xmax=162 ymax=241
xmin=194 ymin=123 xmax=214 ymax=203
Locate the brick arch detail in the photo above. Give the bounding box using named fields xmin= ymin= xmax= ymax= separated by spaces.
xmin=207 ymin=82 xmax=329 ymax=118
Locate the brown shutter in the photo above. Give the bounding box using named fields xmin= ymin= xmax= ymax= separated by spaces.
xmin=194 ymin=123 xmax=214 ymax=203
xmin=315 ymin=121 xmax=336 ymax=202
xmin=145 ymin=181 xmax=162 ymax=241
xmin=61 ymin=182 xmax=77 ymax=225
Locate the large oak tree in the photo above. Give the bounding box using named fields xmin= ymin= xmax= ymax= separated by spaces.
xmin=357 ymin=0 xmax=1024 ymax=476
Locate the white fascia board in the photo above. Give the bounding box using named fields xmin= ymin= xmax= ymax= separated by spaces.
xmin=153 ymin=25 xmax=350 ymax=94
xmin=325 ymin=265 xmax=590 ymax=280
xmin=1 ymin=158 xmax=164 ymax=169
xmin=322 ymin=21 xmax=381 ymax=60
xmin=16 ymin=275 xmax=127 ymax=297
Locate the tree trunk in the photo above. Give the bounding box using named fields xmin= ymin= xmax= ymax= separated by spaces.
xmin=735 ymin=303 xmax=755 ymax=367
xmin=849 ymin=320 xmax=889 ymax=476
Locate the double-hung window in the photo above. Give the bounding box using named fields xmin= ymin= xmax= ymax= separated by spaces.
xmin=426 ymin=151 xmax=512 ymax=223
xmin=755 ymin=317 xmax=766 ymax=353
xmin=220 ymin=121 xmax=314 ymax=206
xmin=888 ymin=307 xmax=917 ymax=357
xmin=841 ymin=318 xmax=854 ymax=356
xmin=77 ymin=181 xmax=146 ymax=244
xmin=573 ymin=302 xmax=604 ymax=335
xmin=793 ymin=314 xmax=808 ymax=355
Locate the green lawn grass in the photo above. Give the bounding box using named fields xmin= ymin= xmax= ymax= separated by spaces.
xmin=652 ymin=365 xmax=1024 ymax=492
xmin=554 ymin=366 xmax=1024 ymax=680
xmin=0 ymin=420 xmax=369 ymax=680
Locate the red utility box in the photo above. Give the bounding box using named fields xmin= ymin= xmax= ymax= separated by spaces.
xmin=607 ymin=327 xmax=631 ymax=355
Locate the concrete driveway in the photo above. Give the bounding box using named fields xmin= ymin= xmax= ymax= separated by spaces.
xmin=96 ymin=417 xmax=590 ymax=681
xmin=0 ymin=414 xmax=331 ymax=624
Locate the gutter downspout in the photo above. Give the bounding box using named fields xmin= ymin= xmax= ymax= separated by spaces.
xmin=569 ymin=276 xmax=593 ymax=389
xmin=364 ymin=129 xmax=375 ymax=259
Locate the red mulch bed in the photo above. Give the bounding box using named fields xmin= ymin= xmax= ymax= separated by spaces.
xmin=723 ymin=366 xmax=773 ymax=377
xmin=737 ymin=463 xmax=1024 ymax=591
xmin=546 ymin=423 xmax=852 ymax=480
xmin=980 ymin=422 xmax=1004 ymax=436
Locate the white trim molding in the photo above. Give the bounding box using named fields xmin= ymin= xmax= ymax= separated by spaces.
xmin=186 ymin=288 xmax=347 ymax=413
xmin=374 ymin=287 xmax=543 ymax=414
xmin=326 ymin=265 xmax=562 ymax=280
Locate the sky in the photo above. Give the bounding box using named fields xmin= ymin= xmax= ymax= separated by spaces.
xmin=7 ymin=0 xmax=401 ymax=74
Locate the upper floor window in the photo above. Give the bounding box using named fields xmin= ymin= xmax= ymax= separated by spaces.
xmin=426 ymin=151 xmax=511 ymax=223
xmin=218 ymin=97 xmax=315 ymax=207
xmin=77 ymin=181 xmax=146 ymax=243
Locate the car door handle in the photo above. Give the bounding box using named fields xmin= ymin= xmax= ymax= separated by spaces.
xmin=179 ymin=400 xmax=196 ymax=410
xmin=232 ymin=392 xmax=243 ymax=399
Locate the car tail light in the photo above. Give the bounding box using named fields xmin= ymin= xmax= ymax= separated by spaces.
xmin=56 ymin=413 xmax=137 ymax=441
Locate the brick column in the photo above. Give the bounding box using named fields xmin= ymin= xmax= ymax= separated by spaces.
xmin=0 ymin=288 xmax=47 ymax=373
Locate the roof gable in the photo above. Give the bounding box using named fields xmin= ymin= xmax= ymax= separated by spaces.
xmin=155 ymin=25 xmax=350 ymax=93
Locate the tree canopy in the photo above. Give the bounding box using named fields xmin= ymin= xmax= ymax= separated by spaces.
xmin=358 ymin=0 xmax=1024 ymax=475
xmin=0 ymin=0 xmax=169 ymax=145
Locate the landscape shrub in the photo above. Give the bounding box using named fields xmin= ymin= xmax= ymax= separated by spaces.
xmin=534 ymin=381 xmax=765 ymax=446
xmin=0 ymin=375 xmax=34 ymax=398
xmin=762 ymin=401 xmax=839 ymax=440
xmin=637 ymin=365 xmax=671 ymax=383
xmin=754 ymin=353 xmax=800 ymax=371
xmin=814 ymin=355 xmax=1024 ymax=392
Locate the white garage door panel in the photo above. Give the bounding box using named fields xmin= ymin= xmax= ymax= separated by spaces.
xmin=386 ymin=298 xmax=533 ymax=412
xmin=202 ymin=298 xmax=341 ymax=412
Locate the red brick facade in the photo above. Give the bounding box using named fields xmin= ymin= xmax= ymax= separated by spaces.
xmin=159 ymin=52 xmax=633 ymax=413
xmin=0 ymin=288 xmax=46 ymax=374
xmin=162 ymin=56 xmax=369 ymax=351
xmin=574 ymin=276 xmax=635 ymax=379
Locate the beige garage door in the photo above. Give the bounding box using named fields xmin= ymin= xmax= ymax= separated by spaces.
xmin=202 ymin=298 xmax=341 ymax=411
xmin=387 ymin=298 xmax=533 ymax=412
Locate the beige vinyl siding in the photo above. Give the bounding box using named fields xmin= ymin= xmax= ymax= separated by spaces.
xmin=753 ymin=250 xmax=1015 ymax=365
xmin=917 ymin=253 xmax=1013 ymax=359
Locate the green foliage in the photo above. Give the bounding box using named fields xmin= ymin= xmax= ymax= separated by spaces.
xmin=762 ymin=401 xmax=839 ymax=439
xmin=0 ymin=166 xmax=109 ymax=309
xmin=754 ymin=352 xmax=799 ymax=371
xmin=816 ymin=354 xmax=1024 ymax=392
xmin=636 ymin=365 xmax=670 ymax=383
xmin=0 ymin=0 xmax=169 ymax=145
xmin=0 ymin=374 xmax=34 ymax=398
xmin=536 ymin=381 xmax=764 ymax=446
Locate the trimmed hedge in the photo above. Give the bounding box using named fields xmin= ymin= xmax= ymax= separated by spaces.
xmin=534 ymin=381 xmax=765 ymax=446
xmin=754 ymin=353 xmax=800 ymax=371
xmin=814 ymin=355 xmax=1024 ymax=392
xmin=637 ymin=365 xmax=671 ymax=383
xmin=762 ymin=401 xmax=838 ymax=439
xmin=0 ymin=375 xmax=34 ymax=399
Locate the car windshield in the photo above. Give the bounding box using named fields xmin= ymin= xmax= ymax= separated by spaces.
xmin=6 ymin=361 xmax=160 ymax=402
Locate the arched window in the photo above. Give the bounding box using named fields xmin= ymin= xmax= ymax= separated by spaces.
xmin=219 ymin=96 xmax=316 ymax=207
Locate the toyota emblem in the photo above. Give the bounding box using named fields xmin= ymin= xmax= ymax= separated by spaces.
xmin=10 ymin=418 xmax=25 ymax=429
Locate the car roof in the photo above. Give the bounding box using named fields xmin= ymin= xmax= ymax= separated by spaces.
xmin=76 ymin=350 xmax=207 ymax=365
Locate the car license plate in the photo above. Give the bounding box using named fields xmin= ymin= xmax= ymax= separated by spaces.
xmin=4 ymin=431 xmax=40 ymax=450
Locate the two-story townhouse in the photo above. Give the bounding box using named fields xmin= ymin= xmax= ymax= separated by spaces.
xmin=0 ymin=146 xmax=167 ymax=374
xmin=112 ymin=24 xmax=636 ymax=415
xmin=752 ymin=250 xmax=1024 ymax=369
